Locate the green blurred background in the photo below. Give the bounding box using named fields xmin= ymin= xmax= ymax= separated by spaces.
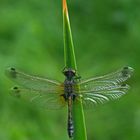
xmin=0 ymin=0 xmax=139 ymax=140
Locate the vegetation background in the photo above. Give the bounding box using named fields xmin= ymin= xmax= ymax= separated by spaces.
xmin=0 ymin=0 xmax=139 ymax=140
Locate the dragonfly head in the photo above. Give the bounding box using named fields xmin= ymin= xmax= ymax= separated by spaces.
xmin=63 ymin=68 xmax=76 ymax=80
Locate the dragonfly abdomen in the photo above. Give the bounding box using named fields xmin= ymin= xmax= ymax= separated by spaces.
xmin=68 ymin=116 xmax=74 ymax=138
xmin=67 ymin=95 xmax=74 ymax=139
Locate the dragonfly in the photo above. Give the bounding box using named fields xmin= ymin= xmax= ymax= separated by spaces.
xmin=6 ymin=66 xmax=133 ymax=139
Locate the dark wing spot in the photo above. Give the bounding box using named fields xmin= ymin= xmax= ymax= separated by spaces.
xmin=10 ymin=67 xmax=16 ymax=71
xmin=121 ymin=83 xmax=127 ymax=87
xmin=11 ymin=86 xmax=21 ymax=98
xmin=9 ymin=67 xmax=17 ymax=78
xmin=121 ymin=66 xmax=134 ymax=77
xmin=121 ymin=83 xmax=130 ymax=90
xmin=123 ymin=66 xmax=129 ymax=70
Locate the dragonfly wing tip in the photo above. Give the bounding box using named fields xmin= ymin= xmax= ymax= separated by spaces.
xmin=10 ymin=86 xmax=21 ymax=98
xmin=122 ymin=66 xmax=134 ymax=77
xmin=5 ymin=67 xmax=17 ymax=79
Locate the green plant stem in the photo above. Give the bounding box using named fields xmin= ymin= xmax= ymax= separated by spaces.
xmin=63 ymin=1 xmax=77 ymax=69
xmin=63 ymin=0 xmax=87 ymax=140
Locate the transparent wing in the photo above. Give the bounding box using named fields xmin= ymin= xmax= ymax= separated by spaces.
xmin=79 ymin=67 xmax=134 ymax=91
xmin=5 ymin=67 xmax=62 ymax=93
xmin=76 ymin=67 xmax=134 ymax=107
xmin=78 ymin=84 xmax=130 ymax=108
xmin=10 ymin=86 xmax=66 ymax=109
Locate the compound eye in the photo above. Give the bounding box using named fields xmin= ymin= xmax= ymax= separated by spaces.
xmin=62 ymin=67 xmax=76 ymax=77
xmin=70 ymin=70 xmax=76 ymax=76
xmin=63 ymin=70 xmax=68 ymax=76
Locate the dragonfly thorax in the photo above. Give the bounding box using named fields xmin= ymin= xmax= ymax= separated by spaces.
xmin=63 ymin=79 xmax=76 ymax=101
xmin=64 ymin=80 xmax=74 ymax=93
